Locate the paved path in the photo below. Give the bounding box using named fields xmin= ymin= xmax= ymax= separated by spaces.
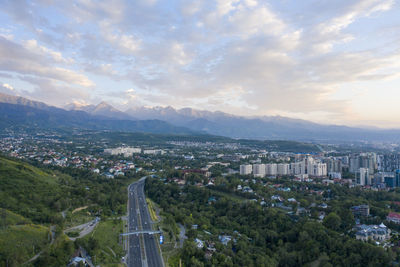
xmin=64 ymin=218 xmax=100 ymax=241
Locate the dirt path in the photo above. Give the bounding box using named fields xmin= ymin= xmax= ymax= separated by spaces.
xmin=23 ymin=225 xmax=56 ymax=265
xmin=72 ymin=206 xmax=89 ymax=214
xmin=108 ymin=246 xmax=117 ymax=257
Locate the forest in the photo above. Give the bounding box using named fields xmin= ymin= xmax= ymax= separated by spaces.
xmin=146 ymin=178 xmax=396 ymax=267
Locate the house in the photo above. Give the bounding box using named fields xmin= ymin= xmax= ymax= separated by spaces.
xmin=219 ymin=235 xmax=232 ymax=246
xmin=208 ymin=196 xmax=217 ymax=204
xmin=195 ymin=238 xmax=204 ymax=248
xmin=319 ymin=203 xmax=328 ymax=209
xmin=387 ymin=212 xmax=400 ymax=224
xmin=104 ymin=173 xmax=114 ymax=179
xmin=296 ymin=207 xmax=310 ymax=216
xmin=355 ymin=223 xmax=390 ymax=242
xmin=242 ymin=186 xmax=253 ymax=193
xmin=68 ymin=257 xmax=87 ymax=266
xmin=271 ymin=195 xmax=284 ymax=202
xmin=68 ymin=247 xmax=94 ymax=267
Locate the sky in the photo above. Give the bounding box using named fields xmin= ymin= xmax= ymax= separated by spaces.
xmin=0 ymin=0 xmax=400 ymax=128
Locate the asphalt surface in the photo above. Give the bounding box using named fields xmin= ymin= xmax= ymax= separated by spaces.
xmin=127 ymin=178 xmax=163 ymax=267
xmin=64 ymin=218 xmax=100 ymax=241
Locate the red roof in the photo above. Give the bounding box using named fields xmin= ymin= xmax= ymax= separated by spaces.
xmin=387 ymin=212 xmax=400 ymax=219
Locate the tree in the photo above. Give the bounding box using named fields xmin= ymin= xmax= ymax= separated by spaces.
xmin=323 ymin=212 xmax=341 ymax=231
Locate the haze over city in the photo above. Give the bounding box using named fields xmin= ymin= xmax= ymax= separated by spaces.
xmin=1 ymin=0 xmax=400 ymax=128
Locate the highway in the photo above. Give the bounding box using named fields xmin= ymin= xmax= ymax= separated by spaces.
xmin=127 ymin=177 xmax=164 ymax=267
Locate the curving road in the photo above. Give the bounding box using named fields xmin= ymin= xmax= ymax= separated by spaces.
xmin=127 ymin=177 xmax=164 ymax=267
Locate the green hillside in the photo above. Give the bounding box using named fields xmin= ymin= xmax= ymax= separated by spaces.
xmin=0 ymin=155 xmax=134 ymax=266
xmin=0 ymin=157 xmax=63 ymax=224
xmin=0 ymin=210 xmax=50 ymax=266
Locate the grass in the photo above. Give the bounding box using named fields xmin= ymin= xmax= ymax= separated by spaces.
xmin=1 ymin=209 xmax=31 ymax=226
xmin=0 ymin=212 xmax=50 ymax=266
xmin=150 ymin=206 xmax=181 ymax=266
xmin=83 ymin=219 xmax=124 ymax=266
xmin=64 ymin=209 xmax=95 ymax=228
xmin=0 ymin=157 xmax=56 ymax=184
xmin=146 ymin=198 xmax=158 ymax=222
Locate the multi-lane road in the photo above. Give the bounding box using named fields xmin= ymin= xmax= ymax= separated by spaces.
xmin=127 ymin=177 xmax=164 ymax=267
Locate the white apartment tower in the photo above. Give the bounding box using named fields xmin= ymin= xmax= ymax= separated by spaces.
xmin=277 ymin=163 xmax=290 ymax=176
xmin=356 ymin=168 xmax=370 ymax=186
xmin=266 ymin=163 xmax=278 ymax=176
xmin=240 ymin=164 xmax=253 ymax=175
xmin=253 ymin=164 xmax=266 ymax=177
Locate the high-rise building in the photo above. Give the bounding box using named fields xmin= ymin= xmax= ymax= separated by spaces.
xmin=326 ymin=158 xmax=342 ymax=173
xmin=308 ymin=162 xmax=327 ymax=177
xmin=266 ymin=163 xmax=277 ymax=176
xmin=349 ymin=155 xmax=360 ymax=173
xmin=291 ymin=161 xmax=305 ymax=175
xmin=277 ymin=163 xmax=290 ymax=176
xmin=350 ymin=153 xmax=376 ymax=174
xmin=383 ymin=154 xmax=400 ymax=172
xmin=356 ymin=168 xmax=370 ymax=186
xmin=239 ymin=164 xmax=252 ymax=175
xmin=253 ymin=164 xmax=266 ymax=177
xmin=396 ymin=170 xmax=400 ymax=187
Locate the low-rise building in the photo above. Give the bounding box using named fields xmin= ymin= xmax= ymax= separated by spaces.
xmin=351 ymin=204 xmax=370 ymax=217
xmin=355 ymin=223 xmax=390 ymax=242
xmin=387 ymin=212 xmax=400 ymax=224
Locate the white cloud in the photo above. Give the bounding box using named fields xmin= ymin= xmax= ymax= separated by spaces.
xmin=0 ymin=83 xmax=16 ymax=95
xmin=0 ymin=37 xmax=94 ymax=87
xmin=311 ymin=0 xmax=395 ymax=53
xmin=2 ymin=83 xmax=14 ymax=91
xmin=23 ymin=39 xmax=74 ymax=64
xmin=99 ymin=20 xmax=141 ymax=55
xmin=19 ymin=76 xmax=90 ymax=107
xmin=1 ymin=0 xmax=399 ymax=126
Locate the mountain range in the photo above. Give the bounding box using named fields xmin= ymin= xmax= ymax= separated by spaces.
xmin=1 ymin=92 xmax=400 ymax=142
xmin=124 ymin=106 xmax=400 ymax=142
xmin=0 ymin=93 xmax=195 ymax=135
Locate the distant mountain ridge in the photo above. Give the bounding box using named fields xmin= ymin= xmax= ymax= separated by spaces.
xmin=64 ymin=101 xmax=135 ymax=120
xmin=0 ymin=92 xmax=52 ymax=110
xmin=124 ymin=106 xmax=400 ymax=142
xmin=2 ymin=93 xmax=400 ymax=142
xmin=0 ymin=93 xmax=196 ymax=135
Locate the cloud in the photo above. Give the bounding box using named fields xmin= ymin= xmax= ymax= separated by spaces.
xmin=99 ymin=20 xmax=141 ymax=55
xmin=0 ymin=83 xmax=16 ymax=95
xmin=18 ymin=76 xmax=90 ymax=107
xmin=310 ymin=0 xmax=395 ymax=53
xmin=23 ymin=39 xmax=74 ymax=64
xmin=0 ymin=36 xmax=94 ymax=87
xmin=0 ymin=0 xmax=399 ymax=126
